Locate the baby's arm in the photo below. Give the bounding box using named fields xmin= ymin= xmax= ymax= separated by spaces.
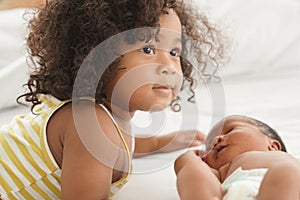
xmin=227 ymin=151 xmax=299 ymax=176
xmin=257 ymin=153 xmax=300 ymax=200
xmin=229 ymin=151 xmax=300 ymax=200
xmin=134 ymin=130 xmax=205 ymax=157
xmin=174 ymin=151 xmax=224 ymax=200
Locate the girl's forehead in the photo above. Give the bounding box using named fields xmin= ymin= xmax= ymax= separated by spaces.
xmin=116 ymin=27 xmax=182 ymax=56
xmin=115 ymin=9 xmax=182 ymax=55
xmin=153 ymin=8 xmax=182 ymax=45
xmin=158 ymin=8 xmax=182 ymax=32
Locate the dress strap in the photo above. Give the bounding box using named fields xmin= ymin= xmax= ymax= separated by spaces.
xmin=75 ymin=98 xmax=131 ymax=173
xmin=77 ymin=96 xmax=96 ymax=102
xmin=98 ymin=104 xmax=132 ymax=173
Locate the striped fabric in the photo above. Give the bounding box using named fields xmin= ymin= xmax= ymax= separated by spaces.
xmin=0 ymin=95 xmax=131 ymax=200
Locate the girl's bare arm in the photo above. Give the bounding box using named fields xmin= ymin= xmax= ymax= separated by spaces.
xmin=50 ymin=102 xmax=121 ymax=200
xmin=134 ymin=130 xmax=205 ymax=157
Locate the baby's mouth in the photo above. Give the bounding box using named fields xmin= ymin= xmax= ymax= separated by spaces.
xmin=214 ymin=145 xmax=227 ymax=160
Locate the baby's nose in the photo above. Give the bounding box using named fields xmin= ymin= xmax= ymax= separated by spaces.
xmin=213 ymin=135 xmax=224 ymax=147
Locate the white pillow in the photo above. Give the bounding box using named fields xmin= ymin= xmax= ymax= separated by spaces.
xmin=0 ymin=8 xmax=28 ymax=68
xmin=199 ymin=0 xmax=300 ymax=77
xmin=0 ymin=56 xmax=28 ymax=108
xmin=0 ymin=8 xmax=29 ymax=108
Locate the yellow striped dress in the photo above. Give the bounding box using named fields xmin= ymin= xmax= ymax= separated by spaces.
xmin=0 ymin=94 xmax=131 ymax=200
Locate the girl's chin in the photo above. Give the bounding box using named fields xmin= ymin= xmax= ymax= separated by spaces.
xmin=148 ymin=104 xmax=167 ymax=112
xmin=136 ymin=103 xmax=169 ymax=112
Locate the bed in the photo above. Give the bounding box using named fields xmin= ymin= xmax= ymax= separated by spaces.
xmin=1 ymin=0 xmax=300 ymax=199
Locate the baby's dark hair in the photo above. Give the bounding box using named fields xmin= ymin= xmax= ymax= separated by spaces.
xmin=243 ymin=116 xmax=287 ymax=152
xmin=18 ymin=0 xmax=226 ymax=111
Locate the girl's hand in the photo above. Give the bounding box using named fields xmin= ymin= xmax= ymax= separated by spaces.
xmin=134 ymin=130 xmax=206 ymax=156
xmin=156 ymin=130 xmax=206 ymax=153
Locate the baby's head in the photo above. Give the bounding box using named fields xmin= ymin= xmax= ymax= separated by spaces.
xmin=203 ymin=115 xmax=286 ymax=169
xmin=244 ymin=116 xmax=286 ymax=152
xmin=21 ymin=0 xmax=225 ymax=111
xmin=205 ymin=115 xmax=286 ymax=152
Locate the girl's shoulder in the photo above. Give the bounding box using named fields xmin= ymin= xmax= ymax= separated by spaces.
xmin=46 ymin=99 xmax=123 ymax=167
xmin=48 ymin=99 xmax=123 ymax=145
xmin=47 ymin=100 xmax=128 ymax=198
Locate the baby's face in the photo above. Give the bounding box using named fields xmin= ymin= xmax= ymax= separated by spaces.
xmin=203 ymin=116 xmax=273 ymax=169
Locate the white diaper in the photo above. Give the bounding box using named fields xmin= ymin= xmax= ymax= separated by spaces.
xmin=222 ymin=167 xmax=268 ymax=200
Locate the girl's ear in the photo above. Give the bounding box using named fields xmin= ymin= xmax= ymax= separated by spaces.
xmin=268 ymin=139 xmax=282 ymax=151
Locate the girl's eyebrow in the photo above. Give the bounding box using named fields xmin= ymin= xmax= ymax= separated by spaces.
xmin=145 ymin=37 xmax=154 ymax=44
xmin=147 ymin=36 xmax=182 ymax=44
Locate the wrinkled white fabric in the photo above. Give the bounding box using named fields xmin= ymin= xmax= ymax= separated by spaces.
xmin=222 ymin=167 xmax=268 ymax=200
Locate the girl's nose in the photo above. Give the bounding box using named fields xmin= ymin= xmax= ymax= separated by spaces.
xmin=157 ymin=64 xmax=176 ymax=75
xmin=156 ymin=50 xmax=178 ymax=75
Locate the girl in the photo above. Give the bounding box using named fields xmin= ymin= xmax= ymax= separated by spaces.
xmin=0 ymin=0 xmax=225 ymax=199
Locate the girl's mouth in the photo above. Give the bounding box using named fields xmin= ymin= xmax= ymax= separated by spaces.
xmin=152 ymin=85 xmax=174 ymax=96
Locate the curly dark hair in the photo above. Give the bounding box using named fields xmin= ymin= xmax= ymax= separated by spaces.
xmin=18 ymin=0 xmax=226 ymax=111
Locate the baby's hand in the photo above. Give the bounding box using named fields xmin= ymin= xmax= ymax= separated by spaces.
xmin=174 ymin=149 xmax=207 ymax=174
xmin=193 ymin=149 xmax=208 ymax=159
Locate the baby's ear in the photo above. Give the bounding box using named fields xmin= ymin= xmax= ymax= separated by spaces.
xmin=268 ymin=139 xmax=281 ymax=151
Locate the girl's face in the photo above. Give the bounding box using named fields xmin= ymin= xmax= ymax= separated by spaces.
xmin=204 ymin=116 xmax=279 ymax=169
xmin=105 ymin=8 xmax=183 ymax=112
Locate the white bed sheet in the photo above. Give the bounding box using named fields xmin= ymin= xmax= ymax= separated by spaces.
xmin=1 ymin=0 xmax=300 ymax=199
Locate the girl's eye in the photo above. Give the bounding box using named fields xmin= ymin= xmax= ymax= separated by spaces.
xmin=141 ymin=45 xmax=155 ymax=54
xmin=170 ymin=48 xmax=181 ymax=57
